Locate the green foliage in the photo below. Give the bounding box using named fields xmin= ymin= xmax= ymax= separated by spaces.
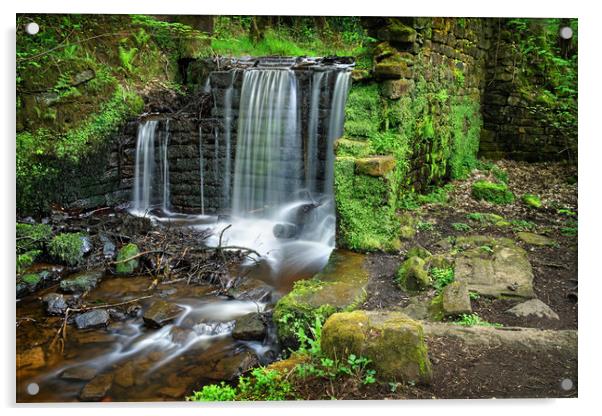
xmin=118 ymin=45 xmax=139 ymax=72
xmin=466 ymin=212 xmax=504 ymax=224
xmin=471 ymin=180 xmax=515 ymax=204
xmin=16 ymin=223 xmax=53 ymax=253
xmin=187 ymin=382 xmax=237 ymax=402
xmin=116 ymin=243 xmax=140 ymax=274
xmin=455 ymin=313 xmax=502 ymax=327
xmin=430 ymin=267 xmax=455 ymax=291
xmin=448 ymin=99 xmax=482 ymax=179
xmin=469 ymin=291 xmax=480 ymax=300
xmin=345 ymin=84 xmax=382 ymax=138
xmin=399 ymin=184 xmax=453 ymax=210
xmin=452 ymin=222 xmax=472 ymax=232
xmin=416 ymin=221 xmax=434 ymax=232
xmin=237 ymin=368 xmax=292 ymax=401
xmin=334 ymin=158 xmax=401 ymax=251
xmin=509 ymin=219 xmax=537 ymax=232
xmin=48 ymin=233 xmax=84 ymax=266
xmin=17 ymin=250 xmax=42 ymax=274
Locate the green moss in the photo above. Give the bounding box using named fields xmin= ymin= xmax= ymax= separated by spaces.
xmin=335 ymin=138 xmax=373 ymax=158
xmin=522 ymin=193 xmax=542 ymax=208
xmin=344 ymin=84 xmax=382 ymax=138
xmin=334 ymin=157 xmax=401 ymax=252
xmin=396 ymin=256 xmax=431 ymax=291
xmin=471 ymin=180 xmax=515 ymax=204
xmin=17 ymin=250 xmax=42 ymax=274
xmin=21 ymin=273 xmax=41 ymax=286
xmin=116 ymin=243 xmax=140 ymax=274
xmin=407 ymin=246 xmax=432 ymax=259
xmin=448 ymin=99 xmax=481 ymax=179
xmin=16 ymin=223 xmax=52 ymax=253
xmin=48 ymin=233 xmax=85 ymax=266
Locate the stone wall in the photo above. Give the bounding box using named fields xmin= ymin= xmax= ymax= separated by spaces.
xmin=479 ymin=19 xmax=576 ymax=162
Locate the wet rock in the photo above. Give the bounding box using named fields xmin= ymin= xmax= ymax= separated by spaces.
xmin=227 ymin=278 xmax=272 ymax=303
xmin=321 ymin=311 xmax=432 ymax=384
xmin=169 ymin=326 xmax=194 ymax=344
xmin=42 ymin=293 xmax=68 ymax=315
xmin=113 ymin=362 xmax=134 ymax=388
xmin=17 ymin=347 xmax=45 ymax=369
xmin=517 ymin=232 xmax=556 ymax=247
xmin=61 ymin=365 xmax=98 ymax=381
xmin=80 ymin=235 xmax=93 ymax=256
xmin=453 ymin=236 xmax=535 ymax=298
xmin=73 ymin=69 xmax=95 ymax=85
xmin=397 ymin=256 xmax=431 ymax=291
xmin=75 ymin=309 xmax=110 ymax=329
xmin=232 ymin=313 xmax=267 ymax=341
xmin=158 ymin=386 xmax=188 ymax=399
xmin=273 ymin=223 xmax=298 ymax=239
xmin=441 ymin=281 xmax=472 ymax=317
xmin=206 ymin=350 xmax=260 ymax=381
xmin=100 ymin=234 xmax=116 ymax=259
xmin=79 ymin=373 xmax=113 ymax=401
xmin=143 ymin=300 xmax=184 ymax=328
xmin=107 ymin=308 xmax=127 ymax=321
xmin=60 ymin=270 xmax=103 ymax=294
xmin=506 ymin=299 xmax=560 ymax=320
xmin=17 ymin=273 xmax=42 ymax=297
xmin=126 ymin=303 xmax=142 ymax=317
xmin=115 ymin=243 xmax=139 ymax=275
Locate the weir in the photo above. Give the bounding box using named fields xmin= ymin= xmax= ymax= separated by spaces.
xmin=130 ymin=57 xmax=352 ymax=284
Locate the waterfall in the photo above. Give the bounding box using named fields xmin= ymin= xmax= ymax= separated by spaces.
xmin=222 ymin=71 xmax=235 ymax=208
xmin=199 ymin=126 xmax=205 ymax=215
xmin=325 ymin=71 xmax=351 ymax=195
xmin=231 ymin=69 xmax=301 ymax=217
xmin=306 ymin=71 xmax=324 ymax=194
xmin=131 ymin=120 xmax=171 ymax=216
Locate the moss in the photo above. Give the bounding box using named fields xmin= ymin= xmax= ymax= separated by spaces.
xmin=48 ymin=233 xmax=85 ymax=266
xmin=344 ymin=84 xmax=382 ymax=138
xmin=115 ymin=243 xmax=140 ymax=274
xmin=335 ymin=138 xmax=373 ymax=158
xmin=522 ymin=193 xmax=542 ymax=208
xmin=21 ymin=273 xmax=41 ymax=286
xmin=471 ymin=180 xmax=515 ymax=204
xmin=396 ymin=256 xmax=431 ymax=291
xmin=16 ymin=250 xmax=42 ymax=274
xmin=334 ymin=157 xmax=401 ymax=252
xmin=16 ymin=223 xmax=52 ymax=253
xmin=407 ymin=246 xmax=432 ymax=259
xmin=448 ymin=99 xmax=481 ymax=179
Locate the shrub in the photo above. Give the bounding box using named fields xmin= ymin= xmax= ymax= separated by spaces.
xmin=17 ymin=250 xmax=42 ymax=274
xmin=455 ymin=313 xmax=502 ymax=328
xmin=16 ymin=223 xmax=52 ymax=253
xmin=471 ymin=180 xmax=515 ymax=204
xmin=48 ymin=233 xmax=84 ymax=266
xmin=430 ymin=267 xmax=455 ymax=291
xmin=452 ymin=222 xmax=471 ymax=232
xmin=187 ymin=382 xmax=237 ymax=402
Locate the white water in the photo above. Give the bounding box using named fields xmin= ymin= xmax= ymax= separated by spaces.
xmin=131 ymin=120 xmax=171 ymax=216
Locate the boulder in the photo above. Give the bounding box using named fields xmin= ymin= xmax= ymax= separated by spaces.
xmin=441 ymin=281 xmax=472 ymax=316
xmin=226 ymin=278 xmax=273 ymax=303
xmin=60 ymin=270 xmax=103 ymax=294
xmin=75 ymin=309 xmax=110 ymax=329
xmin=397 ymin=256 xmax=431 ymax=291
xmin=232 ymin=313 xmax=267 ymax=341
xmin=321 ymin=311 xmax=432 ymax=384
xmin=506 ymin=299 xmax=559 ymax=320
xmin=517 ymin=232 xmax=556 ymax=247
xmin=453 ymin=236 xmax=535 ymax=298
xmin=42 ymin=293 xmax=68 ymax=315
xmin=143 ymin=300 xmax=184 ymax=328
xmin=79 ymin=373 xmax=113 ymax=401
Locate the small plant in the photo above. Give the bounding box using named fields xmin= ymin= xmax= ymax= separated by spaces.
xmin=509 ymin=219 xmax=537 ymax=232
xmin=452 ymin=222 xmax=471 ymax=232
xmin=479 ymin=244 xmax=494 ymax=254
xmin=238 ymin=368 xmax=292 ymax=401
xmin=17 ymin=250 xmax=41 ymax=274
xmin=417 ymin=221 xmax=434 ymax=232
xmin=471 ymin=180 xmax=515 ymax=204
xmin=16 ymin=222 xmax=52 ymax=253
xmin=455 ymin=313 xmax=502 ymax=327
xmin=558 ymin=208 xmax=576 ymax=217
xmin=187 ymin=382 xmax=237 ymax=401
xmin=118 ymin=45 xmax=139 ymax=73
xmin=430 ymin=267 xmax=455 ymax=291
xmin=48 ymin=233 xmax=84 ymax=266
xmin=469 ymin=291 xmax=480 ymax=300
xmin=466 ymin=212 xmax=504 ymax=224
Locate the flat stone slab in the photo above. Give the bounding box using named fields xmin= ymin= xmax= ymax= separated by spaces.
xmin=355 ymin=156 xmax=396 ymax=177
xmin=517 ymin=232 xmax=556 ymax=247
xmin=79 ymin=373 xmax=113 ymax=401
xmin=423 ymin=323 xmax=576 ymax=353
xmin=454 ymin=236 xmax=535 ymax=298
xmin=442 ymin=281 xmax=472 ymax=316
xmin=506 ymin=299 xmax=559 ymax=320
xmin=143 ymin=300 xmax=184 ymax=328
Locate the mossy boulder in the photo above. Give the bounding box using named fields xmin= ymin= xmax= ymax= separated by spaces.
xmin=48 ymin=233 xmax=87 ymax=266
xmin=399 ymin=212 xmax=417 ymax=241
xmin=471 ymin=180 xmax=515 ymax=204
xmin=407 ymin=246 xmax=432 ymax=260
xmin=60 ymin=270 xmax=103 ymax=294
xmin=521 ymin=194 xmax=542 ymax=209
xmin=374 ymin=55 xmax=413 ymax=80
xmin=397 ymin=256 xmax=431 ymax=291
xmin=115 ymin=243 xmax=140 ymax=274
xmin=273 ymin=251 xmax=368 ymax=348
xmin=321 ymin=311 xmax=432 ymax=384
xmin=355 ymin=156 xmax=396 ymax=177
xmin=517 ymin=232 xmax=556 ymax=247
xmin=441 ymin=281 xmax=472 ymax=317
xmin=381 ymin=79 xmax=414 ymax=99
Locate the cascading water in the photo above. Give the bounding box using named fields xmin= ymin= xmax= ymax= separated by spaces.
xmin=131 ymin=120 xmax=171 ymax=216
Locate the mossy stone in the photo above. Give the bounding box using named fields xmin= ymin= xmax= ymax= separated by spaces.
xmin=21 ymin=273 xmax=41 ymax=286
xmin=522 ymin=193 xmax=542 ymax=209
xmin=115 ymin=243 xmax=139 ymax=275
xmin=321 ymin=311 xmax=432 ymax=384
xmin=471 ymin=180 xmax=515 ymax=204
xmin=517 ymin=232 xmax=555 ymax=247
xmin=355 ymin=156 xmax=396 ymax=177
xmin=397 ymin=256 xmax=431 ymax=291
xmin=48 ymin=233 xmax=85 ymax=266
xmin=407 ymin=246 xmax=432 ymax=260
